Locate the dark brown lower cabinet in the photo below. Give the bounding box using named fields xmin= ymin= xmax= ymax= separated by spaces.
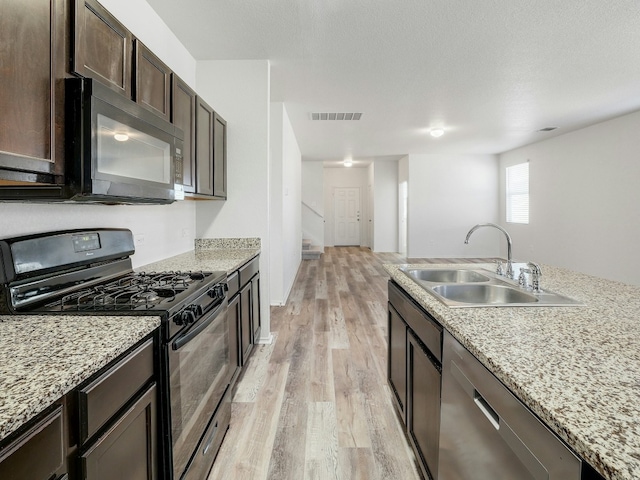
xmin=251 ymin=273 xmax=261 ymax=343
xmin=240 ymin=282 xmax=253 ymax=365
xmin=0 ymin=404 xmax=67 ymax=480
xmin=388 ymin=280 xmax=442 ymax=480
xmin=388 ymin=304 xmax=407 ymax=420
xmin=80 ymin=383 xmax=157 ymax=480
xmin=407 ymin=331 xmax=441 ymax=480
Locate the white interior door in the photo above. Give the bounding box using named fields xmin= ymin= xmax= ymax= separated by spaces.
xmin=334 ymin=187 xmax=361 ymax=246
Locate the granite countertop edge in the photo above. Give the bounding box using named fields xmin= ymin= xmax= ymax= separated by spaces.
xmin=383 ymin=263 xmax=640 ymax=480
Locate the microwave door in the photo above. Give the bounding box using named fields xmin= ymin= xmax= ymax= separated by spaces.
xmin=94 ymin=113 xmax=172 ymax=193
xmin=65 ymin=78 xmax=179 ymax=204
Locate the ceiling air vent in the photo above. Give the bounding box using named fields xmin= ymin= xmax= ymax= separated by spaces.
xmin=311 ymin=112 xmax=362 ymax=120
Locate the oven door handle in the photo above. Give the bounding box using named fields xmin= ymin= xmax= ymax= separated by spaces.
xmin=172 ymin=301 xmax=226 ymax=351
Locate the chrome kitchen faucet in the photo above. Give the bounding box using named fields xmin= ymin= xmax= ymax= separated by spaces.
xmin=464 ymin=223 xmax=514 ymax=278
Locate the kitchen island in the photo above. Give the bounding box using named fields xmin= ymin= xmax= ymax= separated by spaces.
xmin=384 ymin=263 xmax=640 ymax=480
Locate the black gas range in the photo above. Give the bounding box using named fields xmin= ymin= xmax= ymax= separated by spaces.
xmin=0 ymin=229 xmax=233 ymax=479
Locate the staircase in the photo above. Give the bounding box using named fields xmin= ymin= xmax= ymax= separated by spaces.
xmin=302 ymin=239 xmax=323 ymax=260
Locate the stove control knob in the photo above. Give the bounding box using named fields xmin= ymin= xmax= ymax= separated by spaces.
xmin=188 ymin=304 xmax=203 ymax=317
xmin=208 ymin=285 xmax=225 ymax=299
xmin=176 ymin=309 xmax=196 ymax=326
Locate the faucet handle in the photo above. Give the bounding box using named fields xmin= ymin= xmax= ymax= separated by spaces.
xmin=494 ymin=260 xmax=505 ymax=276
xmin=518 ymin=268 xmax=531 ymax=288
xmin=527 ymin=262 xmax=542 ymax=292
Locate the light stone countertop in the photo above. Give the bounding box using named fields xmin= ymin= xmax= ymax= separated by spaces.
xmin=0 ymin=314 xmax=160 ymax=442
xmin=140 ymin=238 xmax=260 ymax=274
xmin=384 ymin=263 xmax=640 ymax=480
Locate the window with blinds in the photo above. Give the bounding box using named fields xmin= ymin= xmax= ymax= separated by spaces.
xmin=506 ymin=162 xmax=529 ymax=224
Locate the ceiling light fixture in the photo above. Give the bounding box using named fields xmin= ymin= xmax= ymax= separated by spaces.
xmin=430 ymin=128 xmax=445 ymax=138
xmin=344 ymin=158 xmax=353 ymax=167
xmin=114 ymin=133 xmax=129 ymax=142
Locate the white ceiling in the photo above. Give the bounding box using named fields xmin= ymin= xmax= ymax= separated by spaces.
xmin=146 ymin=0 xmax=640 ymax=162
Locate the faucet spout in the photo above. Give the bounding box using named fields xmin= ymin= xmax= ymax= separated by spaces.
xmin=464 ymin=223 xmax=513 ymax=277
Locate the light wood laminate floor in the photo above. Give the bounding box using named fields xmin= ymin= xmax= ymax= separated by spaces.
xmin=209 ymin=247 xmax=496 ymax=480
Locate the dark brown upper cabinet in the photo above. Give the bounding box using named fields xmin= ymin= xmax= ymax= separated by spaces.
xmin=134 ymin=39 xmax=171 ymax=121
xmin=194 ymin=97 xmax=227 ymax=199
xmin=171 ymin=75 xmax=196 ymax=193
xmin=213 ymin=112 xmax=227 ymax=199
xmin=0 ymin=0 xmax=67 ymax=190
xmin=73 ymin=0 xmax=132 ymax=97
xmin=195 ymin=96 xmax=214 ymax=196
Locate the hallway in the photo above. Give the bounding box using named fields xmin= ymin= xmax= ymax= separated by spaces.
xmin=209 ymin=248 xmax=490 ymax=479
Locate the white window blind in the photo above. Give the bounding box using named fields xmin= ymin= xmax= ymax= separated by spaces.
xmin=506 ymin=162 xmax=529 ymax=224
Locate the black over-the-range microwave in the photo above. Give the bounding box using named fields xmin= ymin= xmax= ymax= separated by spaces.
xmin=64 ymin=77 xmax=184 ymax=204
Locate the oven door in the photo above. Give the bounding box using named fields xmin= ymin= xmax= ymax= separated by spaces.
xmin=168 ymin=299 xmax=231 ymax=479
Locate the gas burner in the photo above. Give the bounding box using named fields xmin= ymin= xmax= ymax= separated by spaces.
xmin=130 ymin=290 xmax=160 ymax=304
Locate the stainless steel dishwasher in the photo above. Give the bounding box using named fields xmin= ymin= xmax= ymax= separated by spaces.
xmin=438 ymin=331 xmax=581 ymax=480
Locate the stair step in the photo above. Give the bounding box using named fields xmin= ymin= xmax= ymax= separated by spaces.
xmin=302 ymin=247 xmax=323 ymax=260
xmin=302 ymin=239 xmax=312 ymax=250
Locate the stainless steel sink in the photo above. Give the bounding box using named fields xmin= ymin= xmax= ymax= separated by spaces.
xmin=404 ymin=268 xmax=491 ymax=284
xmin=399 ymin=266 xmax=584 ymax=308
xmin=432 ymin=284 xmax=538 ymax=305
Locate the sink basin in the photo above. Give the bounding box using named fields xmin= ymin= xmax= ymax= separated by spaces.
xmin=404 ymin=268 xmax=491 ymax=284
xmin=398 ymin=266 xmax=584 ymax=307
xmin=431 ymin=284 xmax=539 ymax=306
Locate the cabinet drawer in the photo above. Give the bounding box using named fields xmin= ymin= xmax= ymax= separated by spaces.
xmin=79 ymin=339 xmax=154 ymax=443
xmin=239 ymin=257 xmax=259 ymax=287
xmin=80 ymin=383 xmax=157 ymax=480
xmin=227 ymin=271 xmax=239 ymax=298
xmin=389 ymin=281 xmax=442 ymax=362
xmin=0 ymin=405 xmax=64 ymax=480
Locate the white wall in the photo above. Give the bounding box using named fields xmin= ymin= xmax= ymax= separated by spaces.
xmin=398 ymin=156 xmax=409 ymax=255
xmin=499 ymin=110 xmax=640 ymax=285
xmin=270 ymin=103 xmax=302 ymax=305
xmin=323 ymin=167 xmax=369 ymax=247
xmin=301 ymin=161 xmax=325 ymax=249
xmin=0 ymin=0 xmax=198 ymax=269
xmin=372 ymin=161 xmax=399 ymax=252
xmin=195 ymin=60 xmax=272 ymax=341
xmin=407 ymin=154 xmax=500 ymax=258
xmin=0 ymin=202 xmax=195 ymax=269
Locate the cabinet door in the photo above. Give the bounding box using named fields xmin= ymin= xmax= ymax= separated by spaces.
xmin=80 ymin=383 xmax=157 ymax=480
xmin=0 ymin=405 xmax=65 ymax=480
xmin=171 ymin=75 xmax=196 ymax=193
xmin=134 ymin=39 xmax=171 ymax=121
xmin=213 ymin=113 xmax=227 ymax=198
xmin=239 ymin=282 xmax=253 ymax=365
xmin=228 ymin=294 xmax=241 ymax=384
xmin=388 ymin=304 xmax=407 ymax=420
xmin=195 ymin=97 xmax=214 ymax=195
xmin=73 ymin=0 xmax=132 ymax=97
xmin=251 ymin=273 xmax=261 ymax=343
xmin=407 ymin=332 xmax=441 ymax=480
xmin=0 ymin=0 xmax=65 ymax=183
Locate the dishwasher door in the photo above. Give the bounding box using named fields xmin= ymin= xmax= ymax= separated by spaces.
xmin=438 ymin=332 xmax=581 ymax=480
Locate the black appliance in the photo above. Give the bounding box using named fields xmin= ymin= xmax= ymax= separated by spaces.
xmin=65 ymin=78 xmax=184 ymax=204
xmin=0 ymin=229 xmax=231 ymax=479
